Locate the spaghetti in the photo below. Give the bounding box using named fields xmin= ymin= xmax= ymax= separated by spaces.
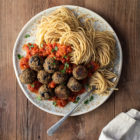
xmin=89 ymin=69 xmax=117 ymax=94
xmin=36 ymin=7 xmax=117 ymax=95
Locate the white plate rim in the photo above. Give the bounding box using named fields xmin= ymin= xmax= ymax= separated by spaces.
xmin=13 ymin=5 xmax=123 ymax=116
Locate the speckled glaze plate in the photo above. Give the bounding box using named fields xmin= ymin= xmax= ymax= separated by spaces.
xmin=13 ymin=5 xmax=122 ymax=116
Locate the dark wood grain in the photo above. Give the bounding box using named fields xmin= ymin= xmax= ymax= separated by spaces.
xmin=0 ymin=0 xmax=140 ymax=140
xmin=114 ymin=0 xmax=140 ymax=115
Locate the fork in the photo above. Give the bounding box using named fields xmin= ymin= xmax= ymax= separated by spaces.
xmin=47 ymin=87 xmax=95 ymax=136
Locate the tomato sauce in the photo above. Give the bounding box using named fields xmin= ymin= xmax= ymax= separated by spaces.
xmin=27 ymin=81 xmax=42 ymax=93
xmin=19 ymin=42 xmax=99 ymax=107
xmin=86 ymin=61 xmax=99 ymax=77
xmin=48 ymin=81 xmax=56 ymax=88
xmin=19 ymin=57 xmax=29 ymax=70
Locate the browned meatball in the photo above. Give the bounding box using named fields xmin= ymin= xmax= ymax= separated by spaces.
xmin=29 ymin=55 xmax=44 ymax=71
xmin=43 ymin=57 xmax=59 ymax=73
xmin=67 ymin=77 xmax=82 ymax=92
xmin=39 ymin=85 xmax=54 ymax=100
xmin=73 ymin=65 xmax=88 ymax=80
xmin=55 ymin=85 xmax=70 ymax=100
xmin=37 ymin=70 xmax=51 ymax=84
xmin=19 ymin=68 xmax=36 ymax=84
xmin=52 ymin=72 xmax=67 ymax=84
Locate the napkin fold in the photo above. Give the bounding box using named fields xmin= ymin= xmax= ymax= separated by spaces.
xmin=99 ymin=109 xmax=140 ymax=140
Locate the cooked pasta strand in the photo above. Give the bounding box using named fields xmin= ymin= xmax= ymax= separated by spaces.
xmin=36 ymin=7 xmax=118 ymax=95
xmin=89 ymin=69 xmax=117 ymax=94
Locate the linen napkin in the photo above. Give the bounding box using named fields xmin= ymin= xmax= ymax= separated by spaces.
xmin=99 ymin=109 xmax=140 ymax=140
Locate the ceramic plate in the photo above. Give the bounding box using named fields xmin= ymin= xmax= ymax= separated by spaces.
xmin=13 ymin=5 xmax=122 ymax=116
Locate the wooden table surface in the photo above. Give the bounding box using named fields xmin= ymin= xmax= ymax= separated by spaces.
xmin=0 ymin=0 xmax=140 ymax=140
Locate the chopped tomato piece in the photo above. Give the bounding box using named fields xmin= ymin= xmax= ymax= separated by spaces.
xmin=28 ymin=81 xmax=42 ymax=93
xmin=73 ymin=88 xmax=85 ymax=95
xmin=48 ymin=81 xmax=56 ymax=88
xmin=68 ymin=96 xmax=76 ymax=102
xmin=56 ymin=99 xmax=68 ymax=107
xmin=91 ymin=61 xmax=99 ymax=71
xmin=66 ymin=66 xmax=72 ymax=74
xmin=19 ymin=57 xmax=29 ymax=70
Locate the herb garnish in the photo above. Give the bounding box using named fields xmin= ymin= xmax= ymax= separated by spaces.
xmin=29 ymin=44 xmax=34 ymax=49
xmin=54 ymin=46 xmax=58 ymax=51
xmin=64 ymin=55 xmax=67 ymax=59
xmin=31 ymin=84 xmax=34 ymax=88
xmin=89 ymin=96 xmax=94 ymax=101
xmin=84 ymin=96 xmax=94 ymax=104
xmin=36 ymin=96 xmax=41 ymax=101
xmin=64 ymin=62 xmax=69 ymax=68
xmin=84 ymin=100 xmax=89 ymax=104
xmin=24 ymin=34 xmax=30 ymax=38
xmin=52 ymin=46 xmax=58 ymax=52
xmin=60 ymin=62 xmax=69 ymax=73
xmin=51 ymin=62 xmax=56 ymax=65
xmin=53 ymin=101 xmax=57 ymax=106
xmin=17 ymin=54 xmax=23 ymax=59
xmin=51 ymin=49 xmax=55 ymax=52
xmin=28 ymin=44 xmax=34 ymax=50
xmin=74 ymin=97 xmax=80 ymax=103
xmin=40 ymin=43 xmax=44 ymax=48
xmin=61 ymin=69 xmax=65 ymax=74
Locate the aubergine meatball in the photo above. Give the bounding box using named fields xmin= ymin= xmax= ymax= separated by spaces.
xmin=52 ymin=72 xmax=67 ymax=84
xmin=67 ymin=77 xmax=82 ymax=92
xmin=72 ymin=65 xmax=88 ymax=80
xmin=43 ymin=57 xmax=59 ymax=73
xmin=37 ymin=70 xmax=51 ymax=84
xmin=55 ymin=85 xmax=70 ymax=100
xmin=19 ymin=68 xmax=36 ymax=84
xmin=39 ymin=85 xmax=54 ymax=100
xmin=29 ymin=55 xmax=44 ymax=71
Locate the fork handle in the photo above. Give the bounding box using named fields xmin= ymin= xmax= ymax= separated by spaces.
xmin=47 ymin=88 xmax=95 ymax=136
